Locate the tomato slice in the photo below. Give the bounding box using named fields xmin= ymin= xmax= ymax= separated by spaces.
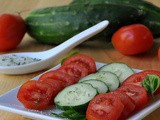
xmin=112 ymin=90 xmax=135 ymax=119
xmin=17 ymin=80 xmax=54 ymax=110
xmin=122 ymin=70 xmax=160 ymax=95
xmin=58 ymin=62 xmax=89 ymax=81
xmin=118 ymin=84 xmax=148 ymax=111
xmin=38 ymin=78 xmax=64 ymax=98
xmin=86 ymin=93 xmax=124 ymax=120
xmin=38 ymin=70 xmax=76 ymax=87
xmin=62 ymin=54 xmax=96 ymax=74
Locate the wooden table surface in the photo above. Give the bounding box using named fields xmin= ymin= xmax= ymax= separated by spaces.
xmin=0 ymin=0 xmax=160 ymax=120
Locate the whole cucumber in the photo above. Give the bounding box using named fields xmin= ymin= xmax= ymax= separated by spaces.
xmin=71 ymin=0 xmax=160 ymax=37
xmin=25 ymin=3 xmax=145 ymax=44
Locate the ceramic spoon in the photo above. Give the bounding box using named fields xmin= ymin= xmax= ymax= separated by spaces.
xmin=0 ymin=20 xmax=109 ymax=74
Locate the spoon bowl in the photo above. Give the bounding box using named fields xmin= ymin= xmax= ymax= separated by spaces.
xmin=0 ymin=20 xmax=109 ymax=74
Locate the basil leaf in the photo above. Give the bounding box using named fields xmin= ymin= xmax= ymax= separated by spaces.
xmin=51 ymin=112 xmax=66 ymax=118
xmin=142 ymin=74 xmax=160 ymax=97
xmin=61 ymin=51 xmax=79 ymax=64
xmin=51 ymin=109 xmax=86 ymax=120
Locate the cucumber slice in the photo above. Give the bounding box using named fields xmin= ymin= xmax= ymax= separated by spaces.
xmin=98 ymin=62 xmax=134 ymax=83
xmin=79 ymin=71 xmax=119 ymax=91
xmin=82 ymin=79 xmax=109 ymax=94
xmin=54 ymin=83 xmax=97 ymax=111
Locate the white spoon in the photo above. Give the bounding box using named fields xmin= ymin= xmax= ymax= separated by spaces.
xmin=0 ymin=20 xmax=109 ymax=75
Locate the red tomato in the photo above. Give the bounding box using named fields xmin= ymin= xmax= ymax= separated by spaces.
xmin=122 ymin=70 xmax=160 ymax=95
xmin=86 ymin=93 xmax=124 ymax=120
xmin=17 ymin=80 xmax=54 ymax=110
xmin=158 ymin=48 xmax=160 ymax=60
xmin=118 ymin=84 xmax=148 ymax=111
xmin=58 ymin=62 xmax=89 ymax=81
xmin=112 ymin=91 xmax=135 ymax=119
xmin=38 ymin=70 xmax=76 ymax=87
xmin=38 ymin=78 xmax=64 ymax=99
xmin=0 ymin=14 xmax=26 ymax=51
xmin=62 ymin=54 xmax=96 ymax=74
xmin=112 ymin=24 xmax=153 ymax=55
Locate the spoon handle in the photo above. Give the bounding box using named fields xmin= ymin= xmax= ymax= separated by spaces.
xmin=43 ymin=20 xmax=109 ymax=58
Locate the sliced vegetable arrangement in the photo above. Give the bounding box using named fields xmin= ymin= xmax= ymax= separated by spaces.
xmin=17 ymin=53 xmax=160 ymax=120
xmin=17 ymin=53 xmax=96 ymax=110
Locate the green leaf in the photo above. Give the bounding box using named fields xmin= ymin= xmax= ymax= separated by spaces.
xmin=142 ymin=74 xmax=160 ymax=97
xmin=51 ymin=109 xmax=86 ymax=120
xmin=51 ymin=112 xmax=66 ymax=118
xmin=61 ymin=51 xmax=79 ymax=65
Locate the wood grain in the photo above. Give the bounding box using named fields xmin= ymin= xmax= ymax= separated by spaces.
xmin=0 ymin=0 xmax=160 ymax=120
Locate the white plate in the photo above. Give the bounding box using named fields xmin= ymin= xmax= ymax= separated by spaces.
xmin=0 ymin=62 xmax=160 ymax=120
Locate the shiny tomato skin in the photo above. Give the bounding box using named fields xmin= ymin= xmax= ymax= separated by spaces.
xmin=58 ymin=62 xmax=89 ymax=82
xmin=112 ymin=24 xmax=153 ymax=55
xmin=122 ymin=70 xmax=160 ymax=95
xmin=86 ymin=93 xmax=124 ymax=120
xmin=38 ymin=70 xmax=76 ymax=87
xmin=112 ymin=91 xmax=135 ymax=119
xmin=62 ymin=54 xmax=96 ymax=74
xmin=17 ymin=80 xmax=54 ymax=110
xmin=0 ymin=14 xmax=26 ymax=51
xmin=118 ymin=84 xmax=148 ymax=111
xmin=158 ymin=48 xmax=160 ymax=60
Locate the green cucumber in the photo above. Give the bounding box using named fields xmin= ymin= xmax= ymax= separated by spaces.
xmin=54 ymin=83 xmax=97 ymax=111
xmin=25 ymin=3 xmax=145 ymax=44
xmin=79 ymin=71 xmax=120 ymax=91
xmin=98 ymin=62 xmax=134 ymax=83
xmin=81 ymin=79 xmax=109 ymax=93
xmin=71 ymin=0 xmax=160 ymax=37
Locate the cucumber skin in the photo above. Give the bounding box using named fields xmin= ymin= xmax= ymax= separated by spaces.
xmin=25 ymin=5 xmax=89 ymax=44
xmin=25 ymin=3 xmax=145 ymax=44
xmin=71 ymin=0 xmax=160 ymax=37
xmin=55 ymin=103 xmax=88 ymax=112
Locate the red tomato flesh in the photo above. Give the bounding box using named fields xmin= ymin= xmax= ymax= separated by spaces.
xmin=38 ymin=78 xmax=64 ymax=101
xmin=112 ymin=91 xmax=135 ymax=119
xmin=0 ymin=14 xmax=26 ymax=51
xmin=118 ymin=84 xmax=148 ymax=111
xmin=86 ymin=93 xmax=124 ymax=120
xmin=62 ymin=54 xmax=96 ymax=74
xmin=38 ymin=70 xmax=76 ymax=87
xmin=17 ymin=80 xmax=54 ymax=110
xmin=112 ymin=24 xmax=153 ymax=55
xmin=58 ymin=62 xmax=89 ymax=81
